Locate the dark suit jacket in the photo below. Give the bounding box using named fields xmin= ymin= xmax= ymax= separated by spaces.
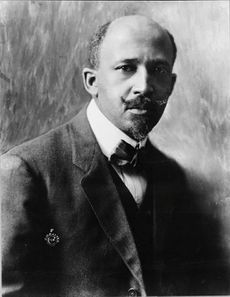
xmin=1 ymin=106 xmax=229 ymax=296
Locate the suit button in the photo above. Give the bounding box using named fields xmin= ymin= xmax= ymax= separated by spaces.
xmin=128 ymin=288 xmax=138 ymax=297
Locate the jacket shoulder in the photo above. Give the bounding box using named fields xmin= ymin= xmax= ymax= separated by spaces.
xmin=147 ymin=140 xmax=187 ymax=180
xmin=0 ymin=115 xmax=79 ymax=175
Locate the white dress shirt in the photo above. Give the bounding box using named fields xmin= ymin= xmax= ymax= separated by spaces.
xmin=87 ymin=99 xmax=148 ymax=206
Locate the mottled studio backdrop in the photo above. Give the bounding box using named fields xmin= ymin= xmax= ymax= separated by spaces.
xmin=0 ymin=1 xmax=230 ymax=260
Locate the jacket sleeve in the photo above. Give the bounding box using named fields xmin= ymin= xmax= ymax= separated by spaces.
xmin=0 ymin=154 xmax=43 ymax=296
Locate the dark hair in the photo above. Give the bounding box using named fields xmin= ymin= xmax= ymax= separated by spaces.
xmin=88 ymin=20 xmax=177 ymax=69
xmin=88 ymin=21 xmax=112 ymax=69
xmin=166 ymin=30 xmax=177 ymax=65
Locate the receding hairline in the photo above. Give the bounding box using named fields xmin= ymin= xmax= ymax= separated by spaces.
xmin=107 ymin=15 xmax=163 ymax=34
xmin=88 ymin=15 xmax=177 ymax=68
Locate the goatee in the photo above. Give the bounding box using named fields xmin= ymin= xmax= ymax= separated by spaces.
xmin=128 ymin=118 xmax=153 ymax=141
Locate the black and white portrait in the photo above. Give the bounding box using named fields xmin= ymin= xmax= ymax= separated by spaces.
xmin=1 ymin=1 xmax=230 ymax=296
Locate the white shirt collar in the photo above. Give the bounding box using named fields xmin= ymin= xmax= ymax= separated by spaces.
xmin=86 ymin=99 xmax=147 ymax=159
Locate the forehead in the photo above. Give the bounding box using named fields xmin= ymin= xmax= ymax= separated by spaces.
xmin=100 ymin=19 xmax=174 ymax=66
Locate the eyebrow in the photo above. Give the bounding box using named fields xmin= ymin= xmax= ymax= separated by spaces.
xmin=115 ymin=58 xmax=139 ymax=65
xmin=152 ymin=60 xmax=171 ymax=69
xmin=115 ymin=58 xmax=170 ymax=67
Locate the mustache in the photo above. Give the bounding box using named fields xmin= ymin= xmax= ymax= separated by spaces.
xmin=121 ymin=96 xmax=168 ymax=110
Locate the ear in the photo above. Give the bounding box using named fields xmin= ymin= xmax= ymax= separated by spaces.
xmin=168 ymin=73 xmax=177 ymax=96
xmin=82 ymin=67 xmax=98 ymax=98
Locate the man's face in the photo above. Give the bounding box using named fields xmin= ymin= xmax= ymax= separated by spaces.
xmin=91 ymin=17 xmax=176 ymax=140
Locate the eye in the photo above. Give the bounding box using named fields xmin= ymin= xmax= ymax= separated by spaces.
xmin=116 ymin=64 xmax=136 ymax=73
xmin=153 ymin=66 xmax=170 ymax=76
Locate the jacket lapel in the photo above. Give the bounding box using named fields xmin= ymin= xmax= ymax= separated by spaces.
xmin=145 ymin=141 xmax=178 ymax=259
xmin=69 ymin=106 xmax=145 ymax=290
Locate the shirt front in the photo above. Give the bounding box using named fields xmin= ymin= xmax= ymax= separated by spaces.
xmin=87 ymin=99 xmax=148 ymax=206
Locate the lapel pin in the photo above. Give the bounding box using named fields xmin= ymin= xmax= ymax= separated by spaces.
xmin=44 ymin=229 xmax=60 ymax=247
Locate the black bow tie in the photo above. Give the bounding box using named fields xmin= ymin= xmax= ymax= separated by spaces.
xmin=109 ymin=140 xmax=144 ymax=167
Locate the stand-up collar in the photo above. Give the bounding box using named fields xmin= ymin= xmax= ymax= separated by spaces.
xmin=87 ymin=99 xmax=147 ymax=159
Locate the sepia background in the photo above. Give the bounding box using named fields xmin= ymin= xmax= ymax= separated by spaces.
xmin=0 ymin=1 xmax=230 ymax=262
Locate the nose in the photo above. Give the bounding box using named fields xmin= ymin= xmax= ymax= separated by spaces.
xmin=132 ymin=66 xmax=153 ymax=95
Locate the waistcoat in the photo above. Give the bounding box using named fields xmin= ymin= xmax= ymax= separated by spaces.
xmin=109 ymin=165 xmax=163 ymax=294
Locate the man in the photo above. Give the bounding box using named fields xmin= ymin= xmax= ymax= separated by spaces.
xmin=1 ymin=15 xmax=229 ymax=297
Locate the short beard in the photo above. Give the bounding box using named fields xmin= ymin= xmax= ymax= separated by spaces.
xmin=127 ymin=118 xmax=153 ymax=141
